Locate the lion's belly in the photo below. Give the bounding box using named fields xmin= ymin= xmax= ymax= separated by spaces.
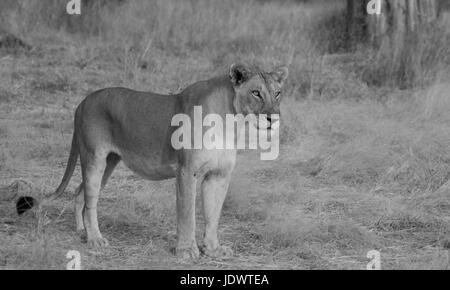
xmin=120 ymin=150 xmax=177 ymax=180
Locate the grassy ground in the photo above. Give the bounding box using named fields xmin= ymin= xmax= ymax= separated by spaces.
xmin=1 ymin=0 xmax=450 ymax=269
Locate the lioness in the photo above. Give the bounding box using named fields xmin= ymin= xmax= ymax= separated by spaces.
xmin=51 ymin=63 xmax=288 ymax=259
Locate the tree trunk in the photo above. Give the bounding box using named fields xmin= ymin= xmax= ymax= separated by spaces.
xmin=346 ymin=0 xmax=369 ymax=48
xmin=347 ymin=0 xmax=438 ymax=48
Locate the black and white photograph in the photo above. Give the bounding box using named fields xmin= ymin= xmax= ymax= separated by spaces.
xmin=0 ymin=0 xmax=449 ymax=273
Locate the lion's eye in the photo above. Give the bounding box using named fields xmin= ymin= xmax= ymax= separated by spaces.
xmin=252 ymin=90 xmax=262 ymax=99
xmin=275 ymin=91 xmax=281 ymax=99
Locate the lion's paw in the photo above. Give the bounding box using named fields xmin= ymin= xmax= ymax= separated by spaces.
xmin=176 ymin=245 xmax=200 ymax=261
xmin=87 ymin=237 xmax=109 ymax=248
xmin=200 ymin=245 xmax=233 ymax=259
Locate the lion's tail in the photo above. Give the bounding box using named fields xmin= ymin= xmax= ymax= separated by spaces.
xmin=47 ymin=131 xmax=79 ymax=201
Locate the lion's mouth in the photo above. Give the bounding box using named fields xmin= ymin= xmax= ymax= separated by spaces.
xmin=255 ymin=118 xmax=279 ymax=130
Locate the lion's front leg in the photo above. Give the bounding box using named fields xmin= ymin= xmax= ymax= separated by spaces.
xmin=175 ymin=167 xmax=200 ymax=260
xmin=200 ymin=171 xmax=233 ymax=259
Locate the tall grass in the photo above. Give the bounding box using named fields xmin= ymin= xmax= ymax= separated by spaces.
xmin=2 ymin=0 xmax=448 ymax=90
xmin=2 ymin=0 xmax=351 ymax=91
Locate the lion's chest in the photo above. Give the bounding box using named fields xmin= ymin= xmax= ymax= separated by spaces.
xmin=188 ymin=149 xmax=237 ymax=178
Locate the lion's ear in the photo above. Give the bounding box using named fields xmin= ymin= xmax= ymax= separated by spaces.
xmin=270 ymin=65 xmax=289 ymax=86
xmin=230 ymin=63 xmax=251 ymax=86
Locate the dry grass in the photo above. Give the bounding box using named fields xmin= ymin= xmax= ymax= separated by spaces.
xmin=0 ymin=0 xmax=449 ymax=269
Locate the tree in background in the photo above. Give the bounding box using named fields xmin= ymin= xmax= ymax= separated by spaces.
xmin=347 ymin=0 xmax=448 ymax=87
xmin=346 ymin=0 xmax=440 ymax=47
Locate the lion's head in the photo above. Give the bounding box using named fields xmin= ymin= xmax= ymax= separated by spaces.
xmin=229 ymin=63 xmax=289 ymax=129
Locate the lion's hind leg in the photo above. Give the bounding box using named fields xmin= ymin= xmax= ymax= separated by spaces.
xmin=79 ymin=149 xmax=109 ymax=248
xmin=75 ymin=153 xmax=120 ymax=238
xmin=74 ymin=183 xmax=84 ymax=233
